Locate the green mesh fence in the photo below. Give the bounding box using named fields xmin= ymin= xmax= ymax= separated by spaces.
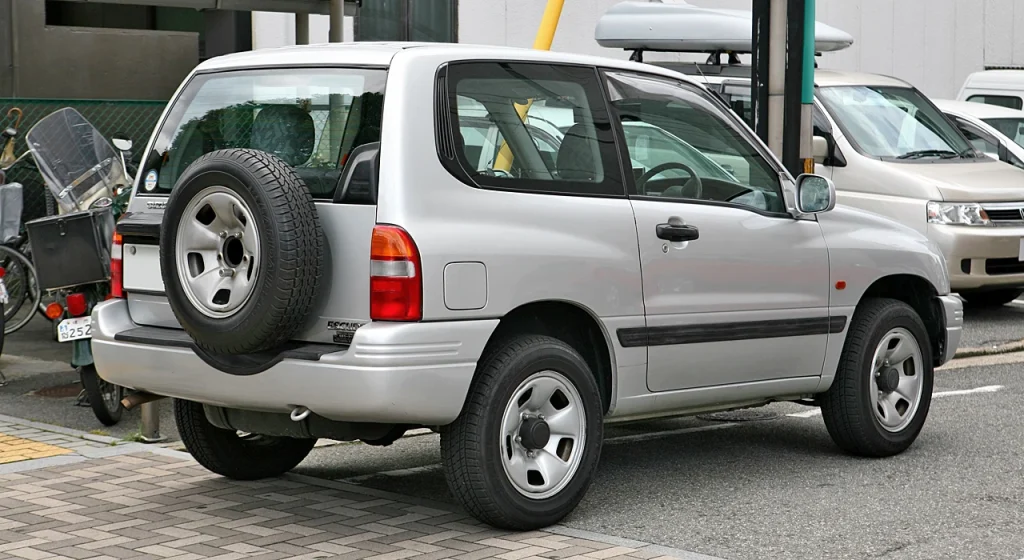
xmin=0 ymin=99 xmax=166 ymax=223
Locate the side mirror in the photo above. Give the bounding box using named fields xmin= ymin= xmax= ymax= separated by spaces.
xmin=812 ymin=135 xmax=829 ymax=164
xmin=111 ymin=135 xmax=133 ymax=152
xmin=795 ymin=173 xmax=836 ymax=214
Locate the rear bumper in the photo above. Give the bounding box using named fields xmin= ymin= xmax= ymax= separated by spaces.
xmin=937 ymin=295 xmax=963 ymax=365
xmin=91 ymin=299 xmax=498 ymax=425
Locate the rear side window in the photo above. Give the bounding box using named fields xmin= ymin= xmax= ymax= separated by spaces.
xmin=437 ymin=61 xmax=624 ymax=197
xmin=138 ymin=68 xmax=387 ymax=200
xmin=966 ymin=94 xmax=1023 ymax=110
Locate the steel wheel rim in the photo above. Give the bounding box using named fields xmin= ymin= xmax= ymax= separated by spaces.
xmin=870 ymin=327 xmax=924 ymax=433
xmin=499 ymin=370 xmax=587 ymax=500
xmin=175 ymin=186 xmax=260 ymax=319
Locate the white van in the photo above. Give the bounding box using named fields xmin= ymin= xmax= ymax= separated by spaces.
xmin=597 ymin=1 xmax=1024 ymax=307
xmin=957 ymin=70 xmax=1024 ymax=111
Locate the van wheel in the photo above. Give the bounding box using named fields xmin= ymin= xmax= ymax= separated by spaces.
xmin=440 ymin=335 xmax=603 ymax=530
xmin=174 ymin=399 xmax=316 ymax=480
xmin=820 ymin=298 xmax=933 ymax=457
xmin=961 ymin=289 xmax=1021 ymax=308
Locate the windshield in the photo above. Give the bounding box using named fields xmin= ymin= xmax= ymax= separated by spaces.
xmin=817 ymin=86 xmax=975 ymax=160
xmin=138 ymin=68 xmax=386 ymax=199
xmin=982 ymin=117 xmax=1024 ymax=148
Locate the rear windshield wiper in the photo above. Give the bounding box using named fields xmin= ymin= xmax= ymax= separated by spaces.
xmin=895 ymin=149 xmax=960 ymax=160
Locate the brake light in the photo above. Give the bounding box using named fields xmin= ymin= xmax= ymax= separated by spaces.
xmin=369 ymin=225 xmax=421 ymax=321
xmin=66 ymin=293 xmax=87 ymax=317
xmin=110 ymin=232 xmax=124 ymax=299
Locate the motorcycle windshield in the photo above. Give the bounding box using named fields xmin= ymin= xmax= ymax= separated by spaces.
xmin=26 ymin=108 xmax=124 ymax=213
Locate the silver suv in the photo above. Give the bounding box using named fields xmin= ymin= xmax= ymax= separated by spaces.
xmin=93 ymin=43 xmax=963 ymax=530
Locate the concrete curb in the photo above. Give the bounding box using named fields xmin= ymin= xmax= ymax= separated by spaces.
xmin=953 ymin=337 xmax=1024 ymax=358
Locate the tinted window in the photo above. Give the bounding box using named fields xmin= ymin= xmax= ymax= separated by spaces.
xmin=604 ymin=70 xmax=786 ymax=214
xmin=440 ymin=62 xmax=624 ymax=197
xmin=982 ymin=117 xmax=1024 ymax=147
xmin=954 ymin=118 xmax=1000 ymax=156
xmin=139 ymin=68 xmax=387 ymax=199
xmin=967 ymin=95 xmax=1023 ymax=110
xmin=818 ymin=86 xmax=975 ymax=160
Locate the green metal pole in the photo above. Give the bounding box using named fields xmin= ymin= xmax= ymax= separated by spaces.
xmin=801 ymin=0 xmax=815 ymax=105
xmin=799 ymin=0 xmax=815 ymax=173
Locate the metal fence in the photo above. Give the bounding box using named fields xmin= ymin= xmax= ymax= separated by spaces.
xmin=0 ymin=99 xmax=166 ymax=222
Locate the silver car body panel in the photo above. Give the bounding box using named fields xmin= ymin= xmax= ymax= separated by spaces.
xmin=94 ymin=44 xmax=960 ymax=426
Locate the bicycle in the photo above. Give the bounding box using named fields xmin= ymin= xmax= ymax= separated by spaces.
xmin=0 ymin=116 xmax=43 ymax=335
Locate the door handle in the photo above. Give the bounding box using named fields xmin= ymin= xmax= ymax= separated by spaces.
xmin=656 ymin=223 xmax=699 ymax=242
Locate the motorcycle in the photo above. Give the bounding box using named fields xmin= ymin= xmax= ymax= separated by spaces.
xmin=23 ymin=108 xmax=134 ymax=426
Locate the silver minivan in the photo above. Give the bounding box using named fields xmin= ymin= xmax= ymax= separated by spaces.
xmin=93 ymin=43 xmax=961 ymax=530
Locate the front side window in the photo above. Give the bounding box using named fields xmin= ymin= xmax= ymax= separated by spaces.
xmin=139 ymin=68 xmax=387 ymax=199
xmin=441 ymin=62 xmax=623 ymax=196
xmin=954 ymin=118 xmax=1001 ymax=157
xmin=603 ymin=70 xmax=786 ymax=214
xmin=817 ymin=86 xmax=976 ymax=160
xmin=967 ymin=95 xmax=1023 ymax=110
xmin=982 ymin=117 xmax=1024 ymax=148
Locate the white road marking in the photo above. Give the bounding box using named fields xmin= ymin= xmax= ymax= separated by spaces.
xmin=784 ymin=385 xmax=1005 ymax=418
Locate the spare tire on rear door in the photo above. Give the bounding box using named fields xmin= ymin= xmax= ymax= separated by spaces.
xmin=160 ymin=148 xmax=324 ymax=355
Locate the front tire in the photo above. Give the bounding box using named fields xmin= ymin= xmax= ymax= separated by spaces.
xmin=441 ymin=335 xmax=603 ymax=530
xmin=174 ymin=399 xmax=316 ymax=480
xmin=820 ymin=298 xmax=933 ymax=457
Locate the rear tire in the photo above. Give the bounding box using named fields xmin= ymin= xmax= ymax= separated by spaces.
xmin=441 ymin=335 xmax=603 ymax=530
xmin=820 ymin=298 xmax=933 ymax=457
xmin=80 ymin=365 xmax=123 ymax=426
xmin=174 ymin=399 xmax=316 ymax=480
xmin=961 ymin=289 xmax=1021 ymax=308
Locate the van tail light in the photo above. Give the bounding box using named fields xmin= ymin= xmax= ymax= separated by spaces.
xmin=110 ymin=232 xmax=124 ymax=299
xmin=369 ymin=225 xmax=422 ymax=321
xmin=66 ymin=293 xmax=87 ymax=317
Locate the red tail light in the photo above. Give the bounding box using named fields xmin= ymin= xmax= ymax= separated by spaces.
xmin=110 ymin=232 xmax=124 ymax=299
xmin=45 ymin=302 xmax=64 ymax=320
xmin=369 ymin=225 xmax=421 ymax=321
xmin=66 ymin=293 xmax=87 ymax=317
xmin=0 ymin=267 xmax=6 ymax=279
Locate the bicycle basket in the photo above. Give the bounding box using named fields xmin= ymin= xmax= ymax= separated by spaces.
xmin=0 ymin=182 xmax=22 ymax=244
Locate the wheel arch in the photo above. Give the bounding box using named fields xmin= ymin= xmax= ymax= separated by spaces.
xmin=859 ymin=274 xmax=945 ymax=365
xmin=477 ymin=300 xmax=617 ymax=414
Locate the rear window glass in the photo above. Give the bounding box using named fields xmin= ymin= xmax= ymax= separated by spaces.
xmin=137 ymin=68 xmax=387 ymax=199
xmin=966 ymin=95 xmax=1023 ymax=110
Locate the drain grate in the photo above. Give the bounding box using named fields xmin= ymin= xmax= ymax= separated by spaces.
xmin=32 ymin=382 xmax=82 ymax=398
xmin=697 ymin=409 xmax=781 ymax=422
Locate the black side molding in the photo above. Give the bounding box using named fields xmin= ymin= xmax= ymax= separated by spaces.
xmin=114 ymin=326 xmax=345 ymax=376
xmin=617 ymin=316 xmax=848 ymax=348
xmin=116 ymin=212 xmax=162 ymax=244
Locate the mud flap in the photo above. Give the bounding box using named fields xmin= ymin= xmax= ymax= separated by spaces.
xmin=71 ymin=339 xmax=93 ymax=369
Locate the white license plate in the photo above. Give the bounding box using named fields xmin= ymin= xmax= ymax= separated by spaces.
xmin=57 ymin=316 xmax=92 ymax=342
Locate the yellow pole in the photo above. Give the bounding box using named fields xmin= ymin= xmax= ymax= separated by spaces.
xmin=494 ymin=0 xmax=565 ymax=171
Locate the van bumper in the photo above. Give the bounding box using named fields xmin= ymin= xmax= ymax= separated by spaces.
xmin=929 ymin=223 xmax=1024 ymax=291
xmin=937 ymin=295 xmax=963 ymax=366
xmin=91 ymin=299 xmax=498 ymax=425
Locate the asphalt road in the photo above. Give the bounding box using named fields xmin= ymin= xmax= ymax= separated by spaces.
xmin=295 ymin=356 xmax=1024 ymax=560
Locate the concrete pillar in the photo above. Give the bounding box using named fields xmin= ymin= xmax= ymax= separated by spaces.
xmin=296 ymin=13 xmax=310 ymax=44
xmin=329 ymin=0 xmax=344 ymax=42
xmin=767 ymin=0 xmax=786 ymax=158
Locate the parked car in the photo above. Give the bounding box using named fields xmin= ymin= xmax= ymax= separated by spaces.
xmin=934 ymin=98 xmax=1024 ymax=170
xmin=597 ymin=2 xmax=1024 ymax=308
xmin=957 ymin=69 xmax=1024 ymax=111
xmin=92 ymin=42 xmax=961 ymax=530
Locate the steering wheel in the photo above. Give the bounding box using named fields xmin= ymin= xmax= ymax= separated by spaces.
xmin=636 ymin=161 xmax=703 ymax=199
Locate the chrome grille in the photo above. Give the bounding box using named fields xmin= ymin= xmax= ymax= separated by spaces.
xmin=983 ymin=204 xmax=1024 ymax=223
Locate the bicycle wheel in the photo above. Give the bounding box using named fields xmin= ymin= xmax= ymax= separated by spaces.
xmin=0 ymin=245 xmax=41 ymax=334
xmin=0 ymin=251 xmax=28 ymax=323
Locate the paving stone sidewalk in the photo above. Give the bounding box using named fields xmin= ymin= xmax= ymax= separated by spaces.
xmin=0 ymin=417 xmax=707 ymax=560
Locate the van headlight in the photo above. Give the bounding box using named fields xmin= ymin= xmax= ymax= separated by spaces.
xmin=926 ymin=201 xmax=990 ymax=225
